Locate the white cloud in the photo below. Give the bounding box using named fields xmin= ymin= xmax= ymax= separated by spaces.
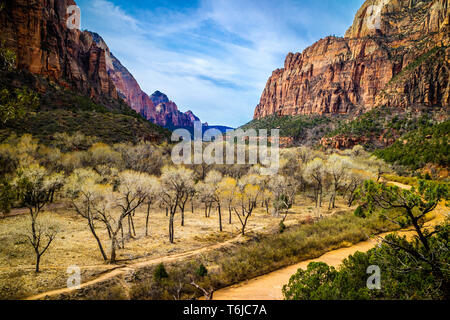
xmin=78 ymin=0 xmax=363 ymax=127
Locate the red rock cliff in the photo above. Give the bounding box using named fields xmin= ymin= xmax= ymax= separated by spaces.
xmin=90 ymin=32 xmax=200 ymax=127
xmin=0 ymin=0 xmax=119 ymax=104
xmin=254 ymin=0 xmax=449 ymax=119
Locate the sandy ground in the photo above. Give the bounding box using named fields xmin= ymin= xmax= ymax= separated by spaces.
xmin=0 ymin=197 xmax=335 ymax=299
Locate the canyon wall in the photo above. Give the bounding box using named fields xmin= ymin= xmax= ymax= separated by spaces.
xmin=91 ymin=33 xmax=200 ymax=127
xmin=254 ymin=0 xmax=449 ymax=119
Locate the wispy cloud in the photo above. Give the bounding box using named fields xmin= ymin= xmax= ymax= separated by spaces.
xmin=77 ymin=0 xmax=364 ymax=127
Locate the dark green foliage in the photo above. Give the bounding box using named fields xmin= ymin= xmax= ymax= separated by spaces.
xmin=154 ymin=263 xmax=169 ymax=281
xmin=0 ymin=178 xmax=14 ymax=214
xmin=0 ymin=87 xmax=39 ymax=126
xmin=0 ymin=66 xmax=170 ymax=145
xmin=283 ymin=223 xmax=450 ymax=300
xmin=0 ymin=109 xmax=170 ymax=145
xmin=354 ymin=205 xmax=365 ymax=218
xmin=241 ymin=114 xmax=332 ymax=139
xmin=375 ymin=120 xmax=449 ymax=169
xmin=196 ymin=264 xmax=208 ymax=278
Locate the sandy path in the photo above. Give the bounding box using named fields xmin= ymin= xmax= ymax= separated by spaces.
xmin=24 ymin=226 xmax=265 ymax=300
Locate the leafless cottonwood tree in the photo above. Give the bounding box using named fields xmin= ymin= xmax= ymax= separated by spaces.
xmin=13 ymin=164 xmax=63 ymax=272
xmin=160 ymin=166 xmax=194 ymax=243
xmin=95 ymin=171 xmax=152 ymax=263
xmin=304 ymin=158 xmax=325 ymax=208
xmin=326 ymin=154 xmax=350 ymax=210
xmin=65 ymin=168 xmax=109 ymax=261
xmin=233 ymin=179 xmax=260 ymax=236
xmin=20 ymin=215 xmax=59 ymax=273
xmin=205 ymin=170 xmax=224 ymax=232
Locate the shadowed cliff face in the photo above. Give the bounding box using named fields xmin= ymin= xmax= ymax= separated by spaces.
xmin=90 ymin=33 xmax=200 ymax=128
xmin=0 ymin=0 xmax=199 ymax=127
xmin=0 ymin=0 xmax=119 ymax=104
xmin=254 ymin=0 xmax=449 ymax=119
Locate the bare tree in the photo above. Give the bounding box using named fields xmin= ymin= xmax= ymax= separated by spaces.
xmin=326 ymin=154 xmax=350 ymax=210
xmin=12 ymin=164 xmax=63 ymax=272
xmin=270 ymin=175 xmax=297 ymax=222
xmin=304 ymin=158 xmax=325 ymax=208
xmin=144 ymin=177 xmax=161 ymax=236
xmin=205 ymin=170 xmax=224 ymax=231
xmin=65 ymin=168 xmax=108 ymax=261
xmin=160 ymin=166 xmax=195 ymax=243
xmin=96 ymin=171 xmax=152 ymax=263
xmin=20 ymin=214 xmax=59 ymax=272
xmin=233 ymin=177 xmax=261 ymax=236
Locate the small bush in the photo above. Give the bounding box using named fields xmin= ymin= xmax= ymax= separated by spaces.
xmin=154 ymin=263 xmax=169 ymax=281
xmin=196 ymin=264 xmax=208 ymax=278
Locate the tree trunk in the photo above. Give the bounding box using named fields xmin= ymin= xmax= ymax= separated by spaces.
xmin=169 ymin=214 xmax=175 ymax=243
xmin=218 ymin=203 xmax=222 ymax=232
xmin=110 ymin=237 xmax=117 ymax=264
xmin=181 ymin=207 xmax=185 ymax=227
xmin=130 ymin=212 xmax=136 ymax=237
xmin=88 ymin=221 xmax=107 ymax=261
xmin=35 ymin=253 xmax=41 ymax=273
xmin=145 ymin=202 xmax=151 ymax=236
xmin=208 ymin=202 xmax=212 ymax=217
xmin=228 ymin=205 xmax=232 ymax=224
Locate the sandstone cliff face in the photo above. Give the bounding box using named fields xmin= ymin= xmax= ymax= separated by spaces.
xmin=0 ymin=0 xmax=118 ymax=105
xmin=254 ymin=0 xmax=449 ymax=119
xmin=90 ymin=33 xmax=200 ymax=128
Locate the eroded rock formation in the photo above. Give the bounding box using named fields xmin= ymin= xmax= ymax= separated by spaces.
xmin=254 ymin=0 xmax=449 ymax=119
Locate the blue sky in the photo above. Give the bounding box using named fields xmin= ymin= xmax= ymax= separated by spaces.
xmin=76 ymin=0 xmax=365 ymax=127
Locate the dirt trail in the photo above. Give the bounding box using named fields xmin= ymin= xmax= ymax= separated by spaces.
xmin=24 ymin=226 xmax=265 ymax=300
xmin=211 ymin=181 xmax=445 ymax=300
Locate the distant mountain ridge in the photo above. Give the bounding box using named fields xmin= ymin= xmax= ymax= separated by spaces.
xmin=90 ymin=32 xmax=201 ymax=128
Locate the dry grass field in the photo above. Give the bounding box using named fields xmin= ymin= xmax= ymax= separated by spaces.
xmin=0 ymin=196 xmax=339 ymax=299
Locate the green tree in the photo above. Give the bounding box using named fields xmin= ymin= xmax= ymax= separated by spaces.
xmin=359 ymin=180 xmax=449 ymax=298
xmin=0 ymin=88 xmax=39 ymax=125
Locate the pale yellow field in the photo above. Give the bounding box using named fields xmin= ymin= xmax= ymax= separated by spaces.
xmin=0 ymin=197 xmax=340 ymax=299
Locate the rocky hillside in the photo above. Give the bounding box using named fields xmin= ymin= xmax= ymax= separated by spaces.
xmin=0 ymin=0 xmax=199 ymax=134
xmin=90 ymin=32 xmax=200 ymax=128
xmin=0 ymin=0 xmax=120 ymax=108
xmin=254 ymin=0 xmax=449 ymax=119
xmin=0 ymin=0 xmax=171 ymax=143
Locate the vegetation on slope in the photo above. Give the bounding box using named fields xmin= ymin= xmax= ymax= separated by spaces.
xmin=375 ymin=120 xmax=449 ymax=170
xmin=0 ymin=52 xmax=170 ymax=145
xmin=241 ymin=114 xmax=333 ymax=141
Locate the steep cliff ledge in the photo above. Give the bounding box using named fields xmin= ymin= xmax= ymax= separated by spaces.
xmin=254 ymin=0 xmax=449 ymax=119
xmin=0 ymin=0 xmax=119 ymax=106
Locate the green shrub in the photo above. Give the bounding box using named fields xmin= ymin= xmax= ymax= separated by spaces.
xmin=154 ymin=263 xmax=169 ymax=281
xmin=196 ymin=264 xmax=208 ymax=278
xmin=283 ymin=223 xmax=450 ymax=300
